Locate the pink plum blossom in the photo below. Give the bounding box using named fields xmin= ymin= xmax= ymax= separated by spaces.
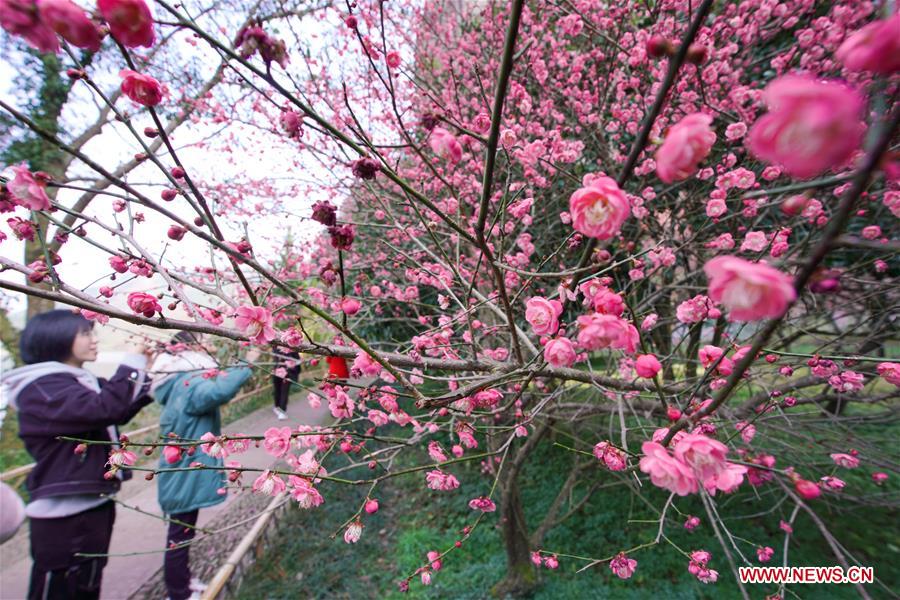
xmin=429 ymin=127 xmax=462 ymax=163
xmin=543 ymin=337 xmax=576 ymax=367
xmin=877 ymin=363 xmax=900 ymax=387
xmin=328 ymin=387 xmax=355 ymax=419
xmin=107 ymin=447 xmax=137 ymax=467
xmin=98 ymin=0 xmax=155 ymax=48
xmin=568 ymin=176 xmax=630 ymax=240
xmin=468 ymin=496 xmax=497 ymax=512
xmin=525 ymin=296 xmax=563 ymax=335
xmin=704 ymin=256 xmax=795 ymax=322
xmin=234 ymin=305 xmax=276 ymax=344
xmin=425 ymin=469 xmax=460 ymax=491
xmin=656 ymin=113 xmax=716 ymax=183
xmin=162 ymin=445 xmax=182 ymax=464
xmin=352 ymin=351 xmax=381 ymax=377
xmin=0 ymin=0 xmax=59 ymax=52
xmin=119 ymin=69 xmax=164 ymax=107
xmin=639 ymin=441 xmax=698 ymax=496
xmin=593 ymin=441 xmax=627 ymax=471
xmin=609 ymin=553 xmax=637 ymax=579
xmin=127 ymin=292 xmax=162 ymax=318
xmin=252 ymin=470 xmax=286 ymax=496
xmin=263 ymin=426 xmax=292 ymax=458
xmin=836 ymin=14 xmax=900 ymax=74
xmin=576 ymin=313 xmax=638 ymax=353
xmin=7 ymin=165 xmax=50 ymax=210
xmin=794 ymin=478 xmax=821 ymax=500
xmin=288 ymin=476 xmax=324 ymax=509
xmin=673 ymin=433 xmax=729 ymax=481
xmin=634 ymin=354 xmax=661 ymax=379
xmin=39 ymin=0 xmax=101 ymax=51
xmin=830 ymin=453 xmax=860 ymax=469
xmin=427 ymin=441 xmax=448 ymax=463
xmin=747 ymin=75 xmax=865 ymax=179
xmin=199 ymin=432 xmax=228 ymax=458
xmin=820 ymin=476 xmax=845 ymax=492
xmin=343 ymin=520 xmax=362 ymax=543
xmin=341 ymin=297 xmax=362 ymax=315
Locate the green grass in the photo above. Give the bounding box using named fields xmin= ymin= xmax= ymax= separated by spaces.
xmin=0 ymin=406 xmax=32 ymax=473
xmin=237 ymin=423 xmax=899 ymax=599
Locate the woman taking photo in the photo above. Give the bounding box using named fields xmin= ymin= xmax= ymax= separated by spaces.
xmin=1 ymin=309 xmax=153 ymax=600
xmin=152 ymin=332 xmax=258 ymax=600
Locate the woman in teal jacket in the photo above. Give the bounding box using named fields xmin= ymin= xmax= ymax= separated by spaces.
xmin=152 ymin=336 xmax=259 ymax=600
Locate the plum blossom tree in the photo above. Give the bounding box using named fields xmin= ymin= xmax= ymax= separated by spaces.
xmin=2 ymin=0 xmax=899 ymax=596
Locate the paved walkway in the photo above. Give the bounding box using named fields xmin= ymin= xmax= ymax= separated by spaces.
xmin=0 ymin=391 xmax=327 ymax=600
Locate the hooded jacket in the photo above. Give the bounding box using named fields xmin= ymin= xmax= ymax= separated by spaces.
xmin=2 ymin=359 xmax=152 ymax=502
xmin=153 ymin=357 xmax=252 ymax=515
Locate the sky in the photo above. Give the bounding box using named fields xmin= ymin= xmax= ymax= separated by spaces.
xmin=0 ymin=6 xmax=339 ymax=326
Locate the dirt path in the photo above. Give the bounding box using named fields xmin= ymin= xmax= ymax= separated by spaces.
xmin=0 ymin=390 xmax=328 ymax=600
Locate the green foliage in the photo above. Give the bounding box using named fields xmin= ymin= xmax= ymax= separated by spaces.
xmin=0 ymin=407 xmax=31 ymax=474
xmin=1 ymin=50 xmax=72 ymax=172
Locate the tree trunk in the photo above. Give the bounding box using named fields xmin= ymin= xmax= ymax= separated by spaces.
xmin=4 ymin=51 xmax=73 ymax=318
xmin=492 ymin=473 xmax=536 ymax=598
xmin=24 ymin=213 xmax=56 ymax=318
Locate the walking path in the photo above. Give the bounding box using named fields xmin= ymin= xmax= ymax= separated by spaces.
xmin=0 ymin=391 xmax=327 ymax=600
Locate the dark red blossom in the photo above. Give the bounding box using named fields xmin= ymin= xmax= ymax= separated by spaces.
xmin=421 ymin=113 xmax=440 ymax=131
xmin=350 ymin=157 xmax=380 ymax=180
xmin=328 ymin=224 xmax=354 ymax=250
xmin=311 ymin=200 xmax=337 ymax=227
xmin=235 ymin=23 xmax=288 ymax=69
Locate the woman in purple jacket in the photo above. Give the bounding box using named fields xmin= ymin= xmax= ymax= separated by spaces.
xmin=1 ymin=310 xmax=153 ymax=600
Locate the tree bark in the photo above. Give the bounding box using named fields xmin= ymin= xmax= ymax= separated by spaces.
xmin=493 ymin=472 xmax=536 ymax=598
xmin=491 ymin=420 xmax=552 ymax=597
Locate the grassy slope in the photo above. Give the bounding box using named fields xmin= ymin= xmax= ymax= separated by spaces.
xmin=237 ymin=416 xmax=899 ymax=600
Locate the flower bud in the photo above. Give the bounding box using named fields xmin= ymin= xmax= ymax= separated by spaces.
xmin=686 ymin=44 xmax=709 ymax=65
xmin=646 ymin=35 xmax=674 ymax=58
xmin=167 ymin=225 xmax=187 ymax=241
xmin=161 ymin=189 xmax=178 ymax=201
xmin=143 ymin=127 xmax=158 ymax=138
xmin=364 ymin=498 xmax=379 ymax=514
xmin=795 ymin=479 xmax=821 ymax=500
xmin=171 ymin=167 xmax=185 ymax=179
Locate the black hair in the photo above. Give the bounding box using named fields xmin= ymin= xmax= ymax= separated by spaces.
xmin=171 ymin=330 xmax=200 ymax=345
xmin=19 ymin=309 xmax=94 ymax=364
